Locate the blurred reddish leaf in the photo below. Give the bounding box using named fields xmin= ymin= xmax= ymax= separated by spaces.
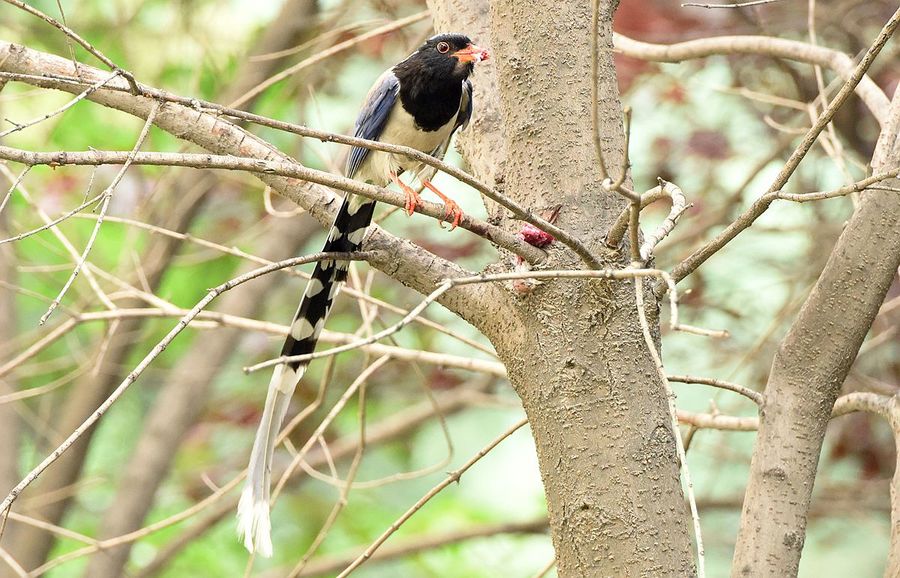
xmin=687 ymin=130 xmax=732 ymax=160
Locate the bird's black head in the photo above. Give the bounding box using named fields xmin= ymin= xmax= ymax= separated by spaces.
xmin=396 ymin=33 xmax=489 ymax=82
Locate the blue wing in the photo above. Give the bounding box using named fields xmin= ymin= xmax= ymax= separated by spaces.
xmin=455 ymin=79 xmax=473 ymax=131
xmin=346 ymin=71 xmax=400 ymax=179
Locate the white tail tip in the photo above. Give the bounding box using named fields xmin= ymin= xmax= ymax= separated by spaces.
xmin=237 ymin=485 xmax=273 ymax=557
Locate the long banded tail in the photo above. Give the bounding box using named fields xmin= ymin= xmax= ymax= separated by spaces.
xmin=238 ymin=193 xmax=376 ymax=556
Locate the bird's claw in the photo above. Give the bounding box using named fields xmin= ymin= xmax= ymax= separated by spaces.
xmin=421 ymin=179 xmax=463 ymax=231
xmin=390 ymin=171 xmax=422 ymax=216
xmin=403 ymin=187 xmax=422 ymax=216
xmin=440 ymin=199 xmax=463 ymax=230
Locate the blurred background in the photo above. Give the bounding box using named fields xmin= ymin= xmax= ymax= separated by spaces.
xmin=0 ymin=0 xmax=898 ymax=576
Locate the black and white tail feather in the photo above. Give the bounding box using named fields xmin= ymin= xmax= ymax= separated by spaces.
xmin=238 ymin=33 xmax=475 ymax=557
xmin=236 ymin=193 xmax=374 ymax=557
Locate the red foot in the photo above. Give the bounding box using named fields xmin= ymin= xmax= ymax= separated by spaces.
xmin=390 ymin=171 xmax=422 ymax=216
xmin=422 ymin=179 xmax=463 ymax=230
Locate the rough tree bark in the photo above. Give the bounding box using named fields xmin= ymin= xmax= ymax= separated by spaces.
xmin=1 ymin=0 xmax=696 ymax=574
xmin=433 ymin=1 xmax=696 ymax=575
xmin=733 ymin=88 xmax=900 ymax=575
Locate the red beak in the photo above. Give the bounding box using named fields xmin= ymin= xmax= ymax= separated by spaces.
xmin=455 ymin=43 xmax=490 ymax=63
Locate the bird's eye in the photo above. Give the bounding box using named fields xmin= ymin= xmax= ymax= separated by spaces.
xmin=436 ymin=41 xmax=450 ymax=54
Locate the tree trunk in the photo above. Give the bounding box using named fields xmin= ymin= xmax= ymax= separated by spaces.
xmin=733 ymin=88 xmax=900 ymax=577
xmin=434 ymin=1 xmax=695 ymax=575
xmin=1 ymin=1 xmax=698 ymax=573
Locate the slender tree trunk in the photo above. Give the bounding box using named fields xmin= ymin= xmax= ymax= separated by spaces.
xmin=733 ymin=89 xmax=900 ymax=577
xmin=0 ymin=157 xmax=20 ymax=500
xmin=887 ymin=410 xmax=900 ymax=577
xmin=434 ymin=1 xmax=695 ymax=575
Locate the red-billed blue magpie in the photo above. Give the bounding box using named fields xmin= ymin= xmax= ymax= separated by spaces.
xmin=238 ymin=33 xmax=489 ymax=556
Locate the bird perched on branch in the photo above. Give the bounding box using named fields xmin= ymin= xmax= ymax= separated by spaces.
xmin=238 ymin=33 xmax=489 ymax=557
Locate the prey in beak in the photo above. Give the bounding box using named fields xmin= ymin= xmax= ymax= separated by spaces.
xmin=454 ymin=43 xmax=490 ymax=63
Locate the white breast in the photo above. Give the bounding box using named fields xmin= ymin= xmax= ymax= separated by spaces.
xmin=354 ymin=103 xmax=457 ymax=186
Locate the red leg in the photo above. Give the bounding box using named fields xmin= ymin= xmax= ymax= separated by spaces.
xmin=422 ymin=179 xmax=464 ymax=230
xmin=389 ymin=171 xmax=422 ymax=216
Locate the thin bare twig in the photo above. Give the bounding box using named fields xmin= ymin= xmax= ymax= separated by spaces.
xmin=776 ymin=169 xmax=900 ymax=202
xmin=0 ymin=69 xmax=121 ymax=138
xmin=607 ymin=181 xmax=679 ymax=248
xmin=612 ymin=33 xmax=889 ymax=124
xmin=667 ymin=375 xmax=763 ymax=405
xmin=2 ymin=0 xmax=139 ymax=93
xmin=39 ymin=101 xmax=159 ymax=324
xmin=0 ymin=165 xmax=29 ymax=216
xmin=634 ymin=275 xmax=705 ymax=578
xmin=682 ymin=0 xmax=783 ymax=8
xmin=0 ymin=546 xmax=26 ymax=577
xmin=0 ymin=164 xmax=114 ymax=311
xmin=0 ymin=192 xmax=105 ymax=246
xmin=292 ymin=519 xmax=547 ymax=577
xmin=229 ymin=11 xmax=430 ymax=108
xmin=0 ymin=145 xmax=547 ymax=265
xmin=665 ymin=7 xmax=900 ymax=292
xmin=270 ymin=357 xmax=391 ymax=502
xmin=248 ymin=19 xmax=386 ymax=63
xmin=639 ymin=180 xmax=689 ymax=261
xmin=282 ymin=359 xmax=382 ymax=578
xmin=0 ymin=251 xmax=373 ymax=535
xmin=529 ymin=558 xmax=557 ymax=578
xmin=335 ymin=418 xmax=529 ymax=577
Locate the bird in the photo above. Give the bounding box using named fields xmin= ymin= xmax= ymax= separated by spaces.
xmin=237 ymin=33 xmax=489 ymax=557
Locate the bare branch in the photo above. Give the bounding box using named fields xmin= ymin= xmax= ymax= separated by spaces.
xmin=0 ymin=252 xmax=373 ymax=531
xmin=634 ymin=276 xmax=705 ymax=577
xmin=0 ymin=165 xmax=29 ymax=215
xmin=613 ymin=33 xmax=890 ymax=125
xmin=668 ymin=375 xmax=763 ymax=405
xmin=666 ymin=8 xmax=900 ymax=290
xmin=335 ymin=417 xmax=529 ymax=577
xmin=2 ymin=0 xmax=139 ymax=93
xmin=0 ymin=191 xmax=105 ymax=246
xmin=38 ymin=101 xmax=159 ymax=324
xmin=683 ymin=0 xmax=784 ymax=8
xmin=228 ymin=11 xmax=430 ymax=108
xmin=0 ymin=69 xmax=121 ymax=138
xmin=776 ymin=169 xmax=900 ymax=202
xmin=0 ymin=165 xmax=114 ymax=311
xmin=639 ymin=180 xmax=689 ymax=261
xmin=0 ymin=144 xmax=545 ymax=265
xmin=293 ymin=519 xmax=548 ymax=577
